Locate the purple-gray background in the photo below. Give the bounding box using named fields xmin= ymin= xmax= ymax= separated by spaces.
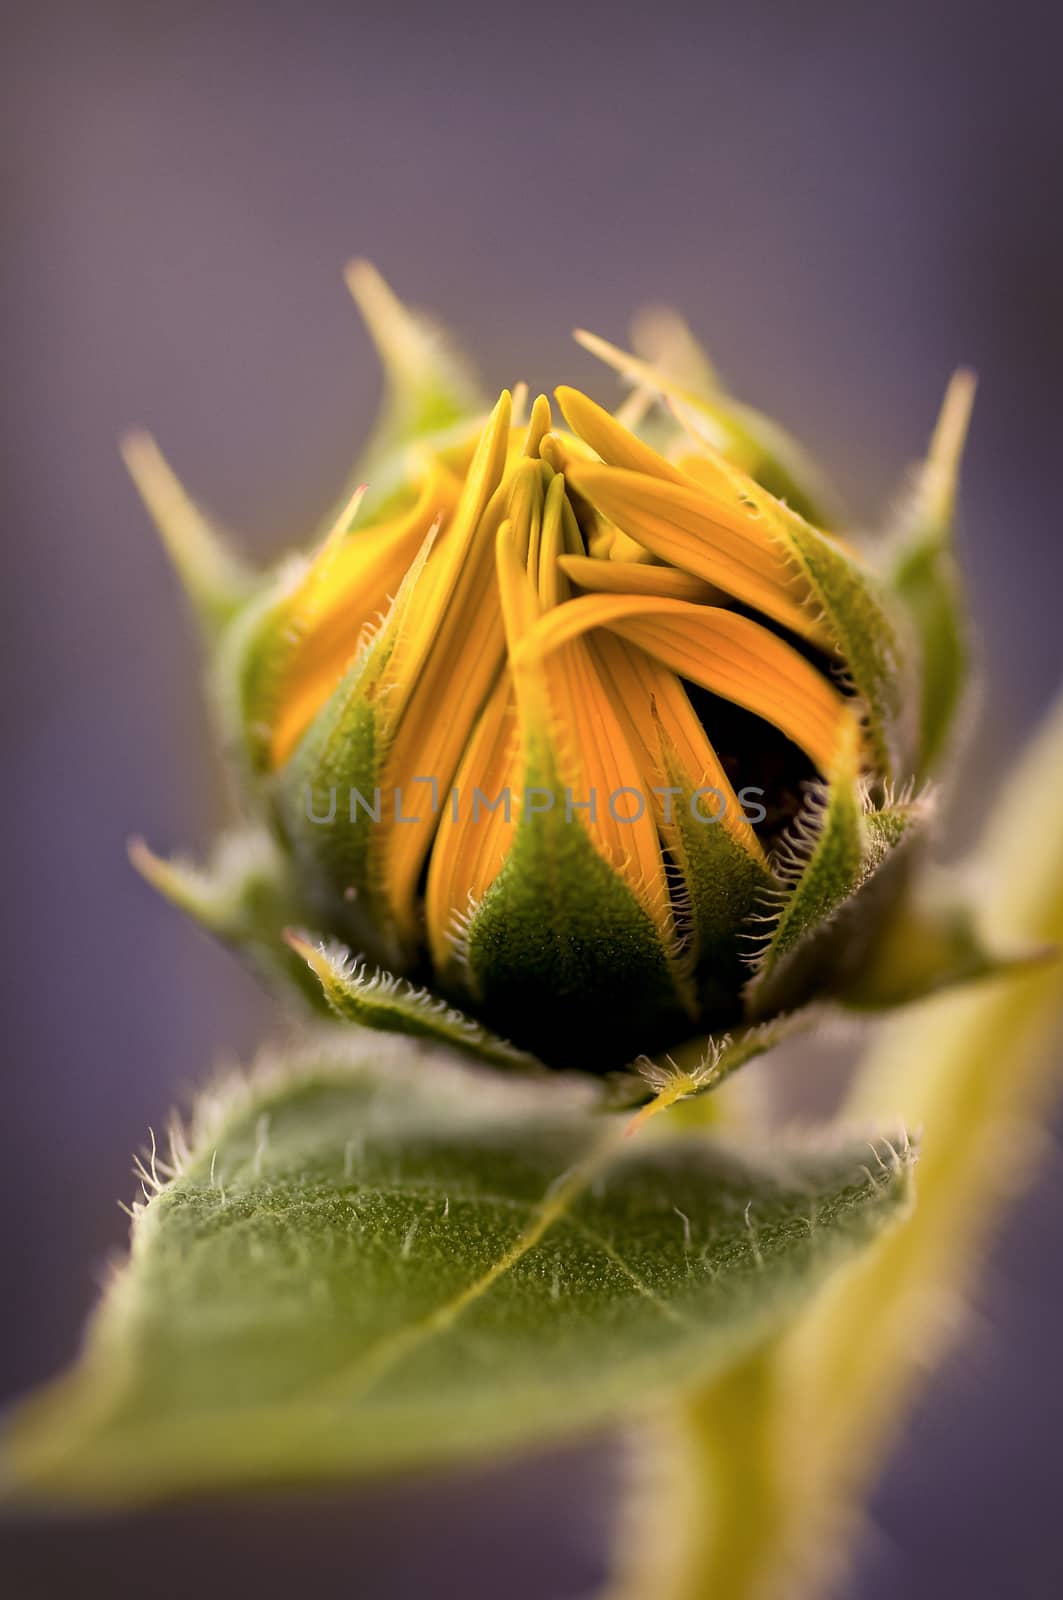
xmin=3 ymin=1 xmax=1062 ymax=1595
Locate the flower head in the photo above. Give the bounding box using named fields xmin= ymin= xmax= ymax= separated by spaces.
xmin=128 ymin=266 xmax=978 ymax=1077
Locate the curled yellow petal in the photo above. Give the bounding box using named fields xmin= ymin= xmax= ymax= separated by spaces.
xmin=555 ymin=385 xmax=687 ymax=483
xmin=562 ymin=460 xmax=832 ymax=650
xmin=516 ymin=593 xmax=851 ymax=776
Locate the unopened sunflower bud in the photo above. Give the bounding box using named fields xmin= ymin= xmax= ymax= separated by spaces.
xmin=129 ymin=268 xmax=982 ymax=1076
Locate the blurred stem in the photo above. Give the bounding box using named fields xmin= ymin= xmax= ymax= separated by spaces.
xmin=606 ymin=691 xmax=1063 ymax=1600
xmin=605 ymin=1348 xmax=782 ymax=1600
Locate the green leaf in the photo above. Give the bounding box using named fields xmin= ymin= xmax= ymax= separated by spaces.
xmin=3 ymin=1034 xmax=913 ymax=1507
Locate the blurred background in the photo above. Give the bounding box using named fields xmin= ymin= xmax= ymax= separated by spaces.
xmin=3 ymin=0 xmax=1062 ymax=1594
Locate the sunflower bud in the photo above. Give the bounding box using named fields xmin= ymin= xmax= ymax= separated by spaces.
xmin=130 ymin=268 xmax=987 ymax=1076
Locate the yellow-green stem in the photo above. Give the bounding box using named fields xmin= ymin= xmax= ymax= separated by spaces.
xmin=607 ymin=692 xmax=1063 ymax=1600
xmin=605 ymin=1349 xmax=783 ymax=1600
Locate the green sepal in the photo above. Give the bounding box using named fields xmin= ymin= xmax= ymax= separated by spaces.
xmin=667 ymin=400 xmax=909 ymax=780
xmin=209 ymin=557 xmax=310 ymax=782
xmin=120 ymin=468 xmax=315 ymax=794
xmin=571 ymin=329 xmax=908 ymax=778
xmin=614 ymin=1005 xmax=827 ymax=1111
xmin=663 ymin=761 xmax=775 ymax=1017
xmin=128 ymin=829 xmax=326 ymax=1010
xmin=121 ymin=432 xmax=258 ymax=637
xmin=2 ymin=1033 xmax=914 ymax=1507
xmin=745 ymin=747 xmax=933 ymax=1017
xmin=671 ymin=394 xmax=832 ymax=526
xmin=886 ymin=371 xmax=976 ymax=777
xmin=577 ymin=321 xmax=837 ymax=526
xmin=770 ymin=515 xmax=907 ymax=781
xmin=345 ymin=261 xmax=485 ymax=516
xmin=269 ymin=623 xmax=401 ymax=970
xmin=701 ymin=1007 xmax=826 ymax=1088
xmin=284 ymin=933 xmax=546 ymax=1073
xmin=839 ymin=894 xmax=1051 ymax=1009
xmin=459 ymin=768 xmax=693 ymax=1071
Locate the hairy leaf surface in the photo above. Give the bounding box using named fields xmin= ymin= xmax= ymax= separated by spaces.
xmin=4 ymin=1035 xmax=913 ymax=1505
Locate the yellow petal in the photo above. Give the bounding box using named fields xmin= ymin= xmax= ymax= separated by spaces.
xmin=369 ymin=394 xmax=517 ymax=939
xmin=523 ymin=393 xmax=553 ymax=459
xmin=268 ymin=459 xmax=460 ymax=768
xmin=495 ymin=522 xmax=680 ymax=951
xmin=424 ymin=675 xmax=521 ymax=974
xmin=588 ymin=629 xmax=766 ymax=866
xmin=536 ymin=471 xmax=571 ymax=609
xmin=561 ymin=460 xmax=833 ymax=650
xmin=374 ymin=390 xmax=513 ymax=729
xmin=576 ymin=504 xmax=651 ymax=564
xmin=517 ymin=594 xmax=851 ymax=775
xmin=558 ymin=553 xmax=723 ymax=603
xmin=554 ymin=385 xmax=688 ymax=483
